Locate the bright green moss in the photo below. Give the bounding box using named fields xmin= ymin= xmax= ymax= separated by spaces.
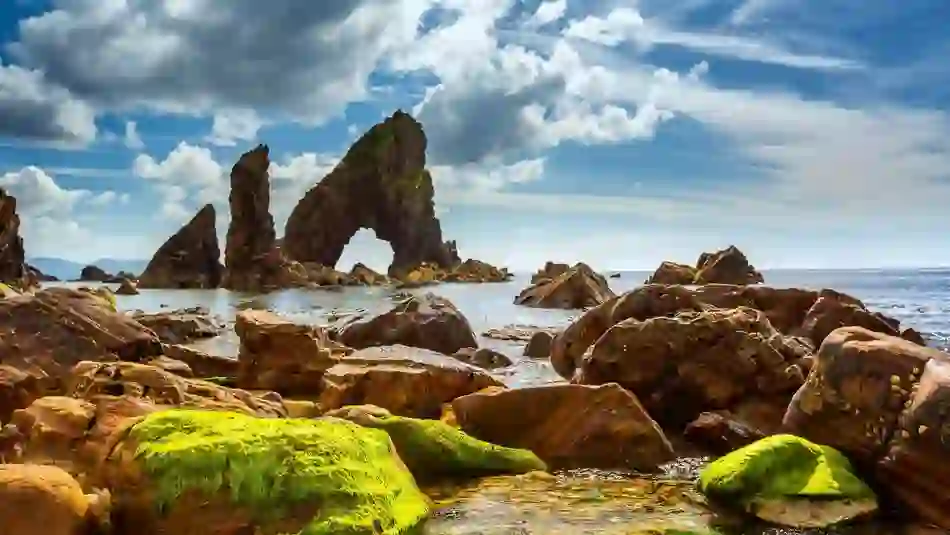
xmin=328 ymin=409 xmax=546 ymax=481
xmin=699 ymin=434 xmax=874 ymax=501
xmin=126 ymin=409 xmax=430 ymax=535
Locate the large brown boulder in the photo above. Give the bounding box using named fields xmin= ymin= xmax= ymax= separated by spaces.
xmin=515 ymin=262 xmax=615 ymax=309
xmin=78 ymin=265 xmax=111 ymax=282
xmin=318 ymin=345 xmax=503 ymax=418
xmin=0 ymin=188 xmax=29 ymax=288
xmin=800 ymin=289 xmax=902 ymax=347
xmin=694 ymin=245 xmax=764 ymax=285
xmin=347 ymin=262 xmax=388 ymax=285
xmin=131 ymin=307 xmax=222 ymax=345
xmin=137 ymin=204 xmax=223 ymax=289
xmin=451 ymin=383 xmax=674 ymax=470
xmin=684 ymin=411 xmax=766 ymax=455
xmin=644 ymin=261 xmax=696 ymax=285
xmin=336 ymin=293 xmax=478 ymax=355
xmin=577 ymin=307 xmax=810 ymax=430
xmin=160 ymin=345 xmax=239 ymax=380
xmin=235 ymin=309 xmax=350 ymax=397
xmin=282 ymin=110 xmax=460 ymax=276
xmin=782 ymin=327 xmax=950 ymax=528
xmin=0 ymin=463 xmax=97 ymax=535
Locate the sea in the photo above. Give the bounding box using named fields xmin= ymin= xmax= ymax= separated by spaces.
xmin=56 ymin=268 xmax=950 ymax=534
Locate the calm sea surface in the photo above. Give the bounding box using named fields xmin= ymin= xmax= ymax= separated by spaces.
xmin=52 ymin=268 xmax=950 ymax=534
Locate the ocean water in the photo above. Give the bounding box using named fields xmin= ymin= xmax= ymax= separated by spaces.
xmin=52 ymin=268 xmax=950 ymax=534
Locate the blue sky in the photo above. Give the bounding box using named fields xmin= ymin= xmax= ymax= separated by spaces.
xmin=1 ymin=0 xmax=949 ymax=271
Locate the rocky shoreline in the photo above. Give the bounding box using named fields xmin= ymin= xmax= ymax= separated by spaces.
xmin=0 ymin=111 xmax=947 ymax=535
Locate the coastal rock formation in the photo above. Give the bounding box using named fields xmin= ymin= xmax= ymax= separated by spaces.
xmin=451 ymin=383 xmax=674 ymax=470
xmin=515 ymin=262 xmax=615 ymax=309
xmin=684 ymin=411 xmax=766 ymax=455
xmin=131 ymin=307 xmax=222 ymax=345
xmin=78 ymin=265 xmax=110 ymax=281
xmin=348 ymin=262 xmax=388 ymax=285
xmin=137 ymin=204 xmax=223 ymax=289
xmin=0 ymin=188 xmax=29 ymax=287
xmin=450 ymin=347 xmax=513 ymax=369
xmin=531 ymin=261 xmax=569 ymax=284
xmin=282 ymin=111 xmax=459 ymax=275
xmin=221 ymin=145 xmax=305 ymax=291
xmin=114 ymin=278 xmax=139 ymax=295
xmin=577 ymin=306 xmax=810 ymax=430
xmin=336 ymin=293 xmax=478 ymax=355
xmin=26 ymin=264 xmax=57 ymax=282
xmin=645 ymin=245 xmax=764 ymax=285
xmin=783 ymin=327 xmax=950 ymax=528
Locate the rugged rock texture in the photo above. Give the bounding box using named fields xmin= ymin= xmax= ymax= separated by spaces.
xmin=0 ymin=189 xmax=29 ymax=287
xmin=137 ymin=204 xmax=223 ymax=289
xmin=515 ymin=262 xmax=615 ymax=309
xmin=531 ymin=261 xmax=570 ymax=284
xmin=131 ymin=307 xmax=222 ymax=345
xmin=160 ymin=345 xmax=239 ymax=379
xmin=0 ymin=463 xmax=98 ymax=535
xmin=78 ymin=265 xmax=110 ymax=281
xmin=26 ymin=264 xmax=57 ymax=282
xmin=318 ymin=345 xmax=503 ymax=418
xmin=336 ymin=293 xmax=478 ymax=355
xmin=221 ymin=145 xmax=304 ymax=291
xmin=684 ymin=411 xmax=766 ymax=455
xmin=450 ymin=347 xmax=512 ymax=369
xmin=577 ymin=307 xmax=810 ymax=430
xmin=783 ymin=327 xmax=950 ymax=528
xmin=348 ymin=262 xmax=388 ymax=285
xmin=451 ymin=383 xmax=674 ymax=470
xmin=645 ymin=245 xmax=764 ymax=285
xmin=282 ymin=111 xmax=460 ymax=276
xmin=114 ymin=278 xmax=139 ymax=295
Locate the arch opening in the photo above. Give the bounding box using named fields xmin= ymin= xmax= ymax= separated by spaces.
xmin=335 ymin=228 xmax=394 ymax=274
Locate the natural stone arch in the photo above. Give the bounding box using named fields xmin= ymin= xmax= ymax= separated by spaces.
xmin=282 ymin=111 xmax=459 ymax=276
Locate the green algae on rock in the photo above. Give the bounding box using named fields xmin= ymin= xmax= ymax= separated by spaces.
xmin=324 ymin=405 xmax=546 ymax=481
xmin=699 ymin=434 xmax=877 ymax=528
xmin=116 ymin=409 xmax=430 ymax=535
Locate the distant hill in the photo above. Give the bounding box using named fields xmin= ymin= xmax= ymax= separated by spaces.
xmin=27 ymin=257 xmax=149 ymax=281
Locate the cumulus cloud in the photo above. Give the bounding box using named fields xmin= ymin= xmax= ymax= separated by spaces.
xmin=206 ymin=109 xmax=264 ymax=147
xmin=0 ymin=63 xmax=96 ymax=144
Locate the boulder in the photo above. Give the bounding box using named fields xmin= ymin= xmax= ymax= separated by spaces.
xmin=0 ymin=188 xmax=29 ymax=288
xmin=114 ymin=278 xmax=139 ymax=295
xmin=577 ymin=307 xmax=810 ymax=430
xmin=235 ymin=309 xmax=350 ymax=397
xmin=336 ymin=293 xmax=478 ymax=355
xmin=0 ymin=365 xmax=52 ymax=423
xmin=318 ymin=345 xmax=503 ymax=418
xmin=26 ymin=264 xmax=57 ymax=282
xmin=531 ymin=261 xmax=569 ymax=284
xmin=0 ymin=463 xmax=98 ymax=535
xmin=645 ymin=261 xmax=697 ymax=285
xmin=78 ymin=265 xmax=111 ymax=282
xmin=347 ymin=262 xmax=388 ymax=285
xmin=799 ymin=289 xmax=902 ymax=347
xmin=443 ymin=258 xmax=511 ymax=283
xmin=101 ymin=409 xmax=430 ymax=535
xmin=515 ymin=262 xmax=615 ymax=309
xmin=160 ymin=344 xmax=239 ymax=380
xmin=523 ymin=330 xmax=554 ymax=359
xmin=323 ymin=404 xmax=546 ymax=482
xmin=137 ymin=203 xmax=224 ymax=289
xmin=694 ymin=245 xmax=764 ymax=285
xmin=451 ymin=347 xmax=513 ymax=369
xmin=145 ymin=355 xmax=194 ymax=377
xmin=132 ymin=306 xmax=222 ymax=345
xmin=699 ymin=434 xmax=877 ymax=528
xmin=283 ymin=110 xmax=460 ymax=276
xmin=684 ymin=411 xmax=766 ymax=455
xmin=451 ymin=383 xmax=674 ymax=471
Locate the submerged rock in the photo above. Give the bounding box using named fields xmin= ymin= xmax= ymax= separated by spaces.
xmin=137 ymin=203 xmax=224 ymax=289
xmin=103 ymin=409 xmax=430 ymax=535
xmin=699 ymin=434 xmax=877 ymax=528
xmin=132 ymin=306 xmax=221 ymax=345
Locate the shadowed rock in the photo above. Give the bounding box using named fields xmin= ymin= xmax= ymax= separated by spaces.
xmin=0 ymin=188 xmax=29 ymax=287
xmin=138 ymin=204 xmax=223 ymax=289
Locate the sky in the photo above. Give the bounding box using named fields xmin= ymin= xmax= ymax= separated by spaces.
xmin=0 ymin=0 xmax=949 ymax=272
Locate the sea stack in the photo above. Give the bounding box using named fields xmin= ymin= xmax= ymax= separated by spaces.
xmin=138 ymin=204 xmax=224 ymax=289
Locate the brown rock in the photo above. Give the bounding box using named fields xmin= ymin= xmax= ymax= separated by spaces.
xmin=145 ymin=355 xmax=194 ymax=377
xmin=282 ymin=110 xmax=460 ymax=275
xmin=318 ymin=345 xmax=503 ymax=418
xmin=683 ymin=411 xmax=766 ymax=455
xmin=235 ymin=309 xmax=350 ymax=397
xmin=26 ymin=264 xmax=57 ymax=282
xmin=577 ymin=307 xmax=809 ymax=430
xmin=78 ymin=265 xmax=111 ymax=282
xmin=0 ymin=188 xmax=29 ymax=288
xmin=337 ymin=293 xmax=477 ymax=355
xmin=137 ymin=203 xmax=223 ymax=289
xmin=451 ymin=347 xmax=512 ymax=369
xmin=132 ymin=306 xmax=221 ymax=345
xmin=453 ymin=383 xmax=673 ymax=470
xmin=0 ymin=463 xmax=93 ymax=535
xmin=114 ymin=278 xmax=139 ymax=295
xmin=347 ymin=262 xmax=387 ymax=285
xmin=782 ymin=327 xmax=947 ymax=463
xmin=645 ymin=261 xmax=696 ymax=285
xmin=481 ymin=325 xmax=559 ymax=342
xmin=160 ymin=345 xmax=239 ymax=380
xmin=515 ymin=262 xmax=615 ymax=309
xmin=693 ymin=245 xmax=764 ymax=285
xmin=531 ymin=261 xmax=569 ymax=284
xmin=800 ymin=289 xmax=902 ymax=347
xmin=444 ymin=258 xmax=511 ymax=283
xmin=0 ymin=365 xmax=54 ymax=424
xmin=692 ymin=284 xmax=821 ymax=334
xmin=523 ymin=331 xmax=554 ymax=359
xmin=878 ymin=358 xmax=950 ymax=529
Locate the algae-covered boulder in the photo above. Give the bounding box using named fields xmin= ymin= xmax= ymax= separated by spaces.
xmin=324 ymin=405 xmax=546 ymax=482
xmin=698 ymin=434 xmax=876 ymax=528
xmin=104 ymin=409 xmax=430 ymax=535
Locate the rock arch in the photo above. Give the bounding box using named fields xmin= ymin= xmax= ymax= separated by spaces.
xmin=282 ymin=111 xmax=459 ymax=276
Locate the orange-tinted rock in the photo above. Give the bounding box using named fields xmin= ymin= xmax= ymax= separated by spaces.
xmin=684 ymin=411 xmax=766 ymax=455
xmin=515 ymin=262 xmax=614 ymax=309
xmin=451 ymin=347 xmax=512 ymax=369
xmin=137 ymin=204 xmax=223 ymax=289
xmin=283 ymin=111 xmax=460 ymax=276
xmin=0 ymin=188 xmax=29 ymax=288
xmin=577 ymin=307 xmax=809 ymax=430
xmin=530 ymin=261 xmax=569 ymax=284
xmin=0 ymin=365 xmax=53 ymax=424
xmin=337 ymin=293 xmax=477 ymax=355
xmin=444 ymin=258 xmax=511 ymax=283
xmin=132 ymin=307 xmax=221 ymax=345
xmin=318 ymin=345 xmax=503 ymax=418
xmin=160 ymin=345 xmax=239 ymax=380
xmin=800 ymin=289 xmax=902 ymax=347
xmin=235 ymin=309 xmax=349 ymax=397
xmin=693 ymin=245 xmax=764 ymax=285
xmin=645 ymin=261 xmax=696 ymax=284
xmin=145 ymin=355 xmax=194 ymax=377
xmin=452 ymin=383 xmax=674 ymax=470
xmin=0 ymin=463 xmax=93 ymax=535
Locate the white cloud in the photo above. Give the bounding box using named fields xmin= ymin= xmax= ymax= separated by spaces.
xmin=0 ymin=64 xmax=96 ymax=144
xmin=123 ymin=120 xmax=144 ymax=149
xmin=526 ymin=0 xmax=567 ymax=28
xmin=206 ymin=109 xmax=264 ymax=147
